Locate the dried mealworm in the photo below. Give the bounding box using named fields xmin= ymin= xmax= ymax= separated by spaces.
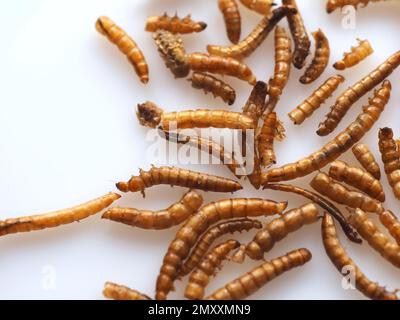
xmin=300 ymin=29 xmax=330 ymax=85
xmin=189 ymin=72 xmax=236 ymax=105
xmin=322 ymin=214 xmax=398 ymax=300
xmin=96 ymin=16 xmax=149 ymax=84
xmin=317 ymin=51 xmax=400 ymax=136
xmin=218 ymin=0 xmax=242 ymax=44
xmin=258 ymin=112 xmax=278 ymax=168
xmin=334 ymin=39 xmax=374 ymax=70
xmin=242 ymin=81 xmax=269 ymax=121
xmin=102 ymin=190 xmax=203 ymax=230
xmin=205 ymin=248 xmax=312 ymax=300
xmin=155 ymin=198 xmax=288 ymax=300
xmin=0 ymin=193 xmax=120 ymax=237
xmin=145 ymin=13 xmax=207 ymax=34
xmin=185 ymin=239 xmax=240 ymax=300
xmin=379 ymin=211 xmax=400 ymax=245
xmin=239 ymin=0 xmax=276 ymax=14
xmin=352 ymin=144 xmax=381 ymax=180
xmin=207 ymin=6 xmax=297 ymax=60
xmin=326 ymin=0 xmax=386 ymax=13
xmin=283 ymin=0 xmax=311 ymax=69
xmin=378 ymin=127 xmax=400 ymax=199
xmin=263 ymin=80 xmax=391 ymax=183
xmin=288 ymin=75 xmax=345 ymax=125
xmin=310 ymin=172 xmax=384 ymax=213
xmin=116 ymin=166 xmax=242 ymax=196
xmin=179 ymin=219 xmax=262 ymax=278
xmin=103 ymin=282 xmax=151 ymax=300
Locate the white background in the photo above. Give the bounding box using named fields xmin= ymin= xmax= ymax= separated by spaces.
xmin=0 ymin=0 xmax=399 ymax=300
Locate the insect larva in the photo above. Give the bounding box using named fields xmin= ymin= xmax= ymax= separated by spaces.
xmin=178 ymin=219 xmax=263 ymax=278
xmin=317 ymin=51 xmax=400 ymax=136
xmin=95 ymin=16 xmax=149 ymax=84
xmin=379 ymin=211 xmax=400 ymax=245
xmin=116 ymin=166 xmax=242 ymax=197
xmin=322 ymin=214 xmax=398 ymax=300
xmin=155 ymin=198 xmax=288 ymax=300
xmin=326 ymin=0 xmax=385 ymax=13
xmin=103 ymin=282 xmax=151 ymax=300
xmin=185 ymin=239 xmax=240 ymax=300
xmin=352 ymin=143 xmax=382 ymax=180
xmin=258 ymin=112 xmax=278 ymax=168
xmin=283 ymin=0 xmax=311 ymax=69
xmin=242 ymin=81 xmax=269 ymax=122
xmin=189 ymin=72 xmax=236 ymax=105
xmin=137 ymin=101 xmax=256 ymax=130
xmin=378 ymin=127 xmax=400 ymax=199
xmin=205 ymin=248 xmax=312 ymax=300
xmin=239 ymin=0 xmax=276 ymax=14
xmin=218 ymin=0 xmax=241 ymax=44
xmin=288 ymin=75 xmax=345 ymax=125
xmin=299 ymin=29 xmax=330 ymax=85
xmin=263 ymin=80 xmax=391 ymax=183
xmin=334 ymin=39 xmax=373 ymax=70
xmin=187 ymin=52 xmax=257 ymax=85
xmin=207 ymin=6 xmax=296 ymax=60
xmin=0 ymin=193 xmax=120 ymax=237
xmin=310 ymin=172 xmax=384 ymax=214
xmin=102 ymin=190 xmax=203 ymax=230
xmin=145 ymin=13 xmax=207 ymax=34
xmin=329 ymin=160 xmax=385 ymax=202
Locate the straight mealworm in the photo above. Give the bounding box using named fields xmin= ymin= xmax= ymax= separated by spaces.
xmin=145 ymin=13 xmax=207 ymax=34
xmin=103 ymin=282 xmax=151 ymax=300
xmin=258 ymin=112 xmax=278 ymax=168
xmin=352 ymin=143 xmax=382 ymax=180
xmin=379 ymin=211 xmax=400 ymax=245
xmin=334 ymin=39 xmax=373 ymax=70
xmin=218 ymin=0 xmax=241 ymax=44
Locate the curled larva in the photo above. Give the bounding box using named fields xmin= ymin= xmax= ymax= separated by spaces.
xmin=288 ymin=75 xmax=345 ymax=125
xmin=218 ymin=0 xmax=241 ymax=44
xmin=155 ymin=198 xmax=288 ymax=300
xmin=145 ymin=13 xmax=207 ymax=34
xmin=334 ymin=39 xmax=374 ymax=70
xmin=322 ymin=214 xmax=398 ymax=300
xmin=103 ymin=282 xmax=151 ymax=300
xmin=205 ymin=248 xmax=312 ymax=300
xmin=96 ymin=16 xmax=149 ymax=84
xmin=379 ymin=211 xmax=400 ymax=245
xmin=239 ymin=0 xmax=276 ymax=15
xmin=352 ymin=143 xmax=382 ymax=180
xmin=300 ymin=29 xmax=330 ymax=85
xmin=185 ymin=239 xmax=240 ymax=300
xmin=326 ymin=0 xmax=385 ymax=13
xmin=317 ymin=51 xmax=400 ymax=136
xmin=0 ymin=193 xmax=120 ymax=237
xmin=258 ymin=112 xmax=278 ymax=168
xmin=102 ymin=190 xmax=203 ymax=230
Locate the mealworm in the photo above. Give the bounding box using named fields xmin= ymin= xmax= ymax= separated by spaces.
xmin=205 ymin=248 xmax=312 ymax=300
xmin=187 ymin=52 xmax=257 ymax=85
xmin=263 ymin=80 xmax=391 ymax=183
xmin=96 ymin=16 xmax=149 ymax=84
xmin=0 ymin=193 xmax=120 ymax=237
xmin=329 ymin=160 xmax=385 ymax=202
xmin=242 ymin=81 xmax=269 ymax=121
xmin=334 ymin=39 xmax=373 ymax=70
xmin=349 ymin=209 xmax=400 ymax=268
xmin=317 ymin=51 xmax=400 ymax=136
xmin=326 ymin=0 xmax=386 ymax=13
xmin=102 ymin=190 xmax=203 ymax=230
xmin=310 ymin=172 xmax=384 ymax=214
xmin=155 ymin=198 xmax=288 ymax=300
xmin=189 ymin=72 xmax=236 ymax=105
xmin=300 ymin=29 xmax=330 ymax=85
xmin=322 ymin=214 xmax=398 ymax=300
xmin=116 ymin=166 xmax=242 ymax=197
xmin=258 ymin=112 xmax=278 ymax=168
xmin=185 ymin=239 xmax=240 ymax=300
xmin=145 ymin=13 xmax=207 ymax=34
xmin=239 ymin=0 xmax=276 ymax=14
xmin=103 ymin=282 xmax=151 ymax=300
xmin=283 ymin=0 xmax=311 ymax=69
xmin=379 ymin=211 xmax=400 ymax=245
xmin=352 ymin=143 xmax=382 ymax=180
xmin=207 ymin=6 xmax=297 ymax=60
xmin=178 ymin=219 xmax=262 ymax=278
xmin=378 ymin=127 xmax=400 ymax=199
xmin=137 ymin=101 xmax=256 ymax=130
xmin=288 ymin=75 xmax=345 ymax=125
xmin=218 ymin=0 xmax=241 ymax=44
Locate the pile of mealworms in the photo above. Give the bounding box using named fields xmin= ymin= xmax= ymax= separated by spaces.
xmin=2 ymin=0 xmax=400 ymax=300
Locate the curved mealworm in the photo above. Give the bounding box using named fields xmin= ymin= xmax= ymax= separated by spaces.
xmin=317 ymin=51 xmax=400 ymax=136
xmin=185 ymin=239 xmax=240 ymax=300
xmin=207 ymin=6 xmax=296 ymax=60
xmin=322 ymin=214 xmax=398 ymax=300
xmin=205 ymin=248 xmax=312 ymax=300
xmin=145 ymin=13 xmax=207 ymax=34
xmin=378 ymin=127 xmax=400 ymax=199
xmin=258 ymin=112 xmax=278 ymax=168
xmin=102 ymin=190 xmax=203 ymax=230
xmin=352 ymin=143 xmax=382 ymax=180
xmin=379 ymin=211 xmax=400 ymax=245
xmin=0 ymin=193 xmax=120 ymax=237
xmin=288 ymin=75 xmax=345 ymax=125
xmin=326 ymin=0 xmax=385 ymax=13
xmin=155 ymin=198 xmax=288 ymax=300
xmin=263 ymin=80 xmax=391 ymax=183
xmin=239 ymin=0 xmax=276 ymax=14
xmin=334 ymin=39 xmax=373 ymax=70
xmin=103 ymin=282 xmax=151 ymax=300
xmin=300 ymin=29 xmax=330 ymax=85
xmin=218 ymin=0 xmax=241 ymax=44
xmin=96 ymin=16 xmax=149 ymax=84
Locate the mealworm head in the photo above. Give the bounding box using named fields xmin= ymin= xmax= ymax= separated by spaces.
xmin=116 ymin=176 xmax=145 ymax=193
xmin=95 ymin=16 xmax=109 ymax=35
xmin=137 ymin=101 xmax=163 ymax=128
xmin=196 ymin=22 xmax=208 ymax=32
xmin=333 ymin=61 xmax=346 ymax=70
xmin=115 ymin=182 xmax=130 ymax=192
xmin=379 ymin=127 xmax=394 ymax=140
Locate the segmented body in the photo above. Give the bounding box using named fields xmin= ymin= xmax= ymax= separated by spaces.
xmin=327 ymin=0 xmax=386 ymax=13
xmin=145 ymin=13 xmax=207 ymax=34
xmin=239 ymin=0 xmax=275 ymax=14
xmin=103 ymin=282 xmax=151 ymax=300
xmin=379 ymin=211 xmax=400 ymax=245
xmin=352 ymin=143 xmax=382 ymax=180
xmin=334 ymin=39 xmax=373 ymax=70
xmin=258 ymin=112 xmax=278 ymax=168
xmin=219 ymin=0 xmax=242 ymax=44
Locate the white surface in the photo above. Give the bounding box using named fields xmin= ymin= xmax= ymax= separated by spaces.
xmin=0 ymin=0 xmax=399 ymax=300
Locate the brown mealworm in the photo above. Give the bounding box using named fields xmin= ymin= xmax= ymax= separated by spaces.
xmin=352 ymin=144 xmax=381 ymax=180
xmin=258 ymin=112 xmax=278 ymax=168
xmin=218 ymin=0 xmax=242 ymax=44
xmin=327 ymin=0 xmax=386 ymax=13
xmin=379 ymin=211 xmax=400 ymax=245
xmin=145 ymin=13 xmax=207 ymax=34
xmin=103 ymin=282 xmax=151 ymax=300
xmin=239 ymin=0 xmax=276 ymax=14
xmin=334 ymin=39 xmax=373 ymax=70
